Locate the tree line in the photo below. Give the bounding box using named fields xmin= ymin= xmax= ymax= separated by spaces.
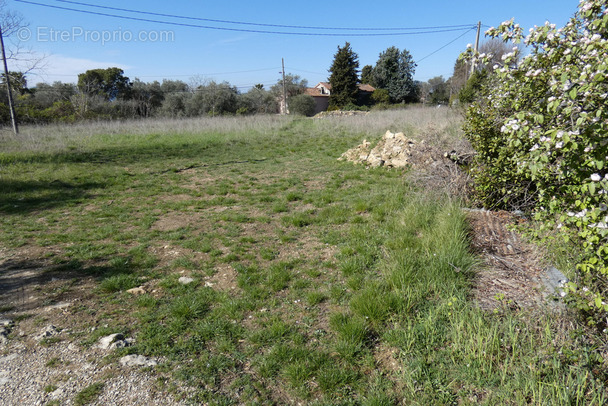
xmin=0 ymin=42 xmax=489 ymax=125
xmin=0 ymin=68 xmax=296 ymax=124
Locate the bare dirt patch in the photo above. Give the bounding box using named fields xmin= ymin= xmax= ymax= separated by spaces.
xmin=205 ymin=264 xmax=239 ymax=292
xmin=0 ymin=247 xmax=95 ymax=314
xmin=150 ymin=212 xmax=195 ymax=232
xmin=465 ymin=209 xmax=555 ymax=311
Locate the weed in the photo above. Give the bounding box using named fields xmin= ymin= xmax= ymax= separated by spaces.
xmin=74 ymin=382 xmax=104 ymax=405
xmin=99 ymin=274 xmax=140 ymax=293
xmin=45 ymin=357 xmax=62 ymax=368
xmin=44 ymin=384 xmax=58 ymax=393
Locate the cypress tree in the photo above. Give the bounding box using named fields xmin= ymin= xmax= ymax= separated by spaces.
xmin=328 ymin=42 xmax=360 ymax=109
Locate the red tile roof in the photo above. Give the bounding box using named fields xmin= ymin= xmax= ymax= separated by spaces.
xmin=304 ymin=88 xmax=329 ymax=97
xmin=358 ymin=84 xmax=375 ymax=92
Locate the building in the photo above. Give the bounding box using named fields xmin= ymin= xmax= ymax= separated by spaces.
xmin=304 ymin=82 xmax=375 ymax=114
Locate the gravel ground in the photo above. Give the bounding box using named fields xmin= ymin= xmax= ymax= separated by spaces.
xmin=0 ymin=318 xmax=189 ymax=406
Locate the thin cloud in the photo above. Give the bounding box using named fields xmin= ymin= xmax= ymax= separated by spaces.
xmin=28 ymin=54 xmax=133 ymax=83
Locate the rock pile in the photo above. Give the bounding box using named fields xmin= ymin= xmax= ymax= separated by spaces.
xmin=339 ymin=130 xmax=439 ymax=168
xmin=315 ymin=110 xmax=369 ymax=118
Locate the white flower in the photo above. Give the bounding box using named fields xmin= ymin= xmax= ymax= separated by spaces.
xmin=591 ymin=173 xmax=601 ymax=181
xmin=530 ymin=144 xmax=540 ymax=152
xmin=575 ymin=209 xmax=587 ymax=218
xmin=555 ymin=141 xmax=564 ymax=149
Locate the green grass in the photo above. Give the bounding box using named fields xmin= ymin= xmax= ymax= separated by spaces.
xmin=1 ymin=108 xmax=606 ymax=404
xmin=74 ymin=382 xmax=104 ymax=405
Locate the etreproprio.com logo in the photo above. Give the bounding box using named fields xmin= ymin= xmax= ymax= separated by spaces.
xmin=17 ymin=26 xmax=175 ymax=45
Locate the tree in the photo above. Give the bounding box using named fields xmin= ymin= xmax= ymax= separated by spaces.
xmin=372 ymin=46 xmax=417 ymax=103
xmin=270 ymin=74 xmax=307 ymax=114
xmin=288 ymin=94 xmax=315 ymax=116
xmin=371 ymin=88 xmax=390 ymax=105
xmin=160 ymin=92 xmax=190 ymax=117
xmin=160 ymin=79 xmax=188 ymax=94
xmin=328 ymin=42 xmax=359 ymax=108
xmin=0 ymin=71 xmax=27 ymax=95
xmin=130 ymin=79 xmax=163 ymax=117
xmin=0 ymin=1 xmax=43 ymax=73
xmin=449 ymin=58 xmax=470 ymax=100
xmin=238 ymin=86 xmax=277 ymax=114
xmin=361 ymin=65 xmax=374 ymax=85
xmin=477 ymin=38 xmax=520 ymax=72
xmin=31 ymin=81 xmax=75 ymax=108
xmin=425 ymin=76 xmax=449 ymax=104
xmin=270 ymin=74 xmax=307 ymax=99
xmin=77 ymin=67 xmax=132 ymax=100
xmin=186 ymin=80 xmax=238 ymax=116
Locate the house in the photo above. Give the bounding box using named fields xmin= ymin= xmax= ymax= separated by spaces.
xmin=304 ymin=82 xmax=375 ymax=114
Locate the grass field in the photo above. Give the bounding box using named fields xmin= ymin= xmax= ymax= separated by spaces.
xmin=1 ymin=107 xmax=606 ymax=405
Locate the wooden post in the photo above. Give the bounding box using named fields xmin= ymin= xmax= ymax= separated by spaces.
xmin=281 ymin=58 xmax=288 ymax=115
xmin=470 ymin=21 xmax=482 ymax=79
xmin=0 ymin=24 xmax=18 ymax=134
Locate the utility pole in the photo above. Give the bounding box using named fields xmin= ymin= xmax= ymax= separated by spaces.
xmin=0 ymin=24 xmax=18 ymax=134
xmin=281 ymin=58 xmax=288 ymax=115
xmin=470 ymin=21 xmax=482 ymax=79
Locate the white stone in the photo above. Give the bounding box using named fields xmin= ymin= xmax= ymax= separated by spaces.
xmin=97 ymin=333 xmax=124 ymax=349
xmin=178 ymin=276 xmax=195 ymax=285
xmin=119 ymin=355 xmax=157 ymax=367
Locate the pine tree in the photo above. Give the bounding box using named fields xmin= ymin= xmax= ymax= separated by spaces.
xmin=372 ymin=47 xmax=417 ymax=103
xmin=328 ymin=42 xmax=360 ymax=109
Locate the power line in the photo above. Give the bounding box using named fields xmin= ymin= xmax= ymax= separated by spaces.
xmin=54 ymin=0 xmax=477 ymax=33
xmin=415 ymin=27 xmax=476 ymax=64
xmin=16 ymin=0 xmax=477 ymax=37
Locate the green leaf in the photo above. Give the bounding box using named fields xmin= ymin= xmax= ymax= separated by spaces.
xmin=595 ymin=296 xmax=603 ymax=309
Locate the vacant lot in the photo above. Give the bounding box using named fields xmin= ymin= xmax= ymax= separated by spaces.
xmin=1 ymin=108 xmax=606 ymax=405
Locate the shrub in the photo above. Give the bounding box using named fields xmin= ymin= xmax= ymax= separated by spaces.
xmin=371 ymin=88 xmax=390 ymax=104
xmin=458 ymin=70 xmax=488 ymax=104
xmin=288 ymin=94 xmax=316 ymax=117
xmin=462 ymin=0 xmax=608 ymax=328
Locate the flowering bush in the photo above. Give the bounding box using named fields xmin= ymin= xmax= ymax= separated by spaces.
xmin=462 ymin=0 xmax=608 ymax=327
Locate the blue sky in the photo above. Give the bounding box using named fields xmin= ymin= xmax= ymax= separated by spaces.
xmin=9 ymin=0 xmax=580 ymax=90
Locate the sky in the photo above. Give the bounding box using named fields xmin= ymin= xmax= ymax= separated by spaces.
xmin=7 ymin=0 xmax=581 ymax=90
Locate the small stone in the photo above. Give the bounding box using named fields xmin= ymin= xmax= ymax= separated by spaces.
xmin=119 ymin=354 xmax=157 ymax=367
xmin=127 ymin=286 xmax=146 ymax=295
xmin=0 ymin=370 xmax=9 ymax=385
xmin=109 ymin=337 xmax=134 ymax=350
xmin=35 ymin=325 xmax=60 ymax=341
xmin=204 ymin=281 xmax=214 ymax=288
xmin=178 ymin=276 xmax=195 ymax=285
xmin=97 ymin=333 xmax=125 ymax=349
xmin=0 ymin=319 xmax=13 ymax=328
